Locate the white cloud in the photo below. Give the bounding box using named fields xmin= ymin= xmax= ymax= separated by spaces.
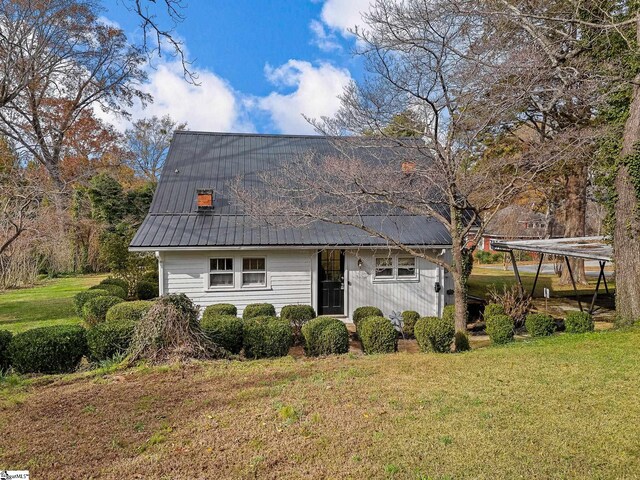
xmin=309 ymin=19 xmax=341 ymax=52
xmin=100 ymin=60 xmax=253 ymax=133
xmin=319 ymin=0 xmax=373 ymax=36
xmin=257 ymin=60 xmax=352 ymax=134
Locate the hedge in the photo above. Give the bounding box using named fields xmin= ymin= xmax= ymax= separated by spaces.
xmin=353 ymin=306 xmax=383 ymax=330
xmin=484 ymin=303 xmax=505 ymax=319
xmin=414 ymin=315 xmax=455 ymax=353
xmin=0 ymin=329 xmax=12 ymax=371
xmin=135 ymin=280 xmax=158 ymax=300
xmin=358 ymin=316 xmax=397 ymax=354
xmin=74 ymin=289 xmax=111 ymax=316
xmin=302 ymin=316 xmax=349 ymax=356
xmin=486 ymin=314 xmax=514 ymax=344
xmin=89 ymin=283 xmax=127 ymax=299
xmin=242 ymin=303 xmax=276 ymax=319
xmin=105 ymin=300 xmax=154 ymax=323
xmin=83 ymin=296 xmax=125 ymax=326
xmin=86 ymin=320 xmax=136 ymax=361
xmin=204 ymin=303 xmax=238 ymax=317
xmin=242 ymin=316 xmax=292 ymax=358
xmin=8 ymin=325 xmax=87 ymax=374
xmin=281 ymin=304 xmax=316 ymax=339
xmin=401 ymin=310 xmax=420 ymax=337
xmin=200 ymin=314 xmax=244 ymax=354
xmin=99 ymin=277 xmax=129 ymax=293
xmin=525 ymin=313 xmax=556 ymax=337
xmin=565 ymin=311 xmax=594 ymax=333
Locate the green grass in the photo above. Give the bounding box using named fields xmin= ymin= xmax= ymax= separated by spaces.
xmin=0 ymin=275 xmax=105 ymax=333
xmin=1 ymin=328 xmax=639 ymax=479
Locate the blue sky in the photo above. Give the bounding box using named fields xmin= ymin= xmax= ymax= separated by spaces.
xmin=103 ymin=0 xmax=372 ymax=134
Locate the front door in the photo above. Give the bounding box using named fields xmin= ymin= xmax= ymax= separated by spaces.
xmin=319 ymin=250 xmax=345 ymax=315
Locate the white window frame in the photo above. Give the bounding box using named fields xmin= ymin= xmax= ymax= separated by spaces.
xmin=241 ymin=257 xmax=267 ymax=288
xmin=397 ymin=256 xmax=417 ymax=279
xmin=208 ymin=257 xmax=234 ymax=289
xmin=373 ymin=255 xmax=419 ymax=282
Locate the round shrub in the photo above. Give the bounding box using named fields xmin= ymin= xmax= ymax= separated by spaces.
xmin=353 ymin=306 xmax=383 ymax=330
xmin=83 ymin=296 xmax=125 ymax=326
xmin=454 ymin=331 xmax=471 ymax=352
xmin=242 ymin=316 xmax=292 ymax=358
xmin=204 ymin=303 xmax=238 ymax=317
xmin=414 ymin=316 xmax=455 ymax=353
xmin=86 ymin=320 xmax=136 ymax=361
xmin=242 ymin=303 xmax=276 ymax=319
xmin=525 ymin=313 xmax=556 ymax=337
xmin=401 ymin=310 xmax=420 ymax=337
xmin=358 ymin=316 xmax=397 ymax=354
xmin=565 ymin=311 xmax=594 ymax=333
xmin=485 ymin=314 xmax=514 ymax=344
xmin=74 ymin=289 xmax=111 ymax=316
xmin=99 ymin=277 xmax=129 ymax=292
xmin=90 ymin=283 xmax=127 ymax=299
xmin=0 ymin=329 xmax=12 ymax=371
xmin=200 ymin=314 xmax=244 ymax=354
xmin=135 ymin=280 xmax=158 ymax=300
xmin=281 ymin=304 xmax=316 ymax=340
xmin=106 ymin=300 xmax=154 ymax=323
xmin=484 ymin=303 xmax=505 ymax=320
xmin=8 ymin=325 xmax=87 ymax=374
xmin=442 ymin=304 xmax=456 ymax=322
xmin=302 ymin=316 xmax=349 ymax=356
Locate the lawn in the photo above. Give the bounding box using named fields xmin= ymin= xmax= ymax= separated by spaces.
xmin=0 ymin=275 xmax=105 ymax=333
xmin=1 ymin=328 xmax=639 ymax=479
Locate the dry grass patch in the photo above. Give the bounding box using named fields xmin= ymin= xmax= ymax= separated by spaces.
xmin=1 ymin=329 xmax=639 ymax=479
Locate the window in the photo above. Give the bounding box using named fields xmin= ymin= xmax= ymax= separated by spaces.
xmin=375 ymin=257 xmax=393 ymax=278
xmin=397 ymin=257 xmax=416 ymax=278
xmin=209 ymin=258 xmax=233 ymax=288
xmin=242 ymin=257 xmax=266 ymax=287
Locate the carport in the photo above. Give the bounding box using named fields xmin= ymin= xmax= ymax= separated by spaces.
xmin=490 ymin=236 xmax=613 ymax=315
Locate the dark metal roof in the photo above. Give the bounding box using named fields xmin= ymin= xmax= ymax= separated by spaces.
xmin=130 ymin=131 xmax=452 ymax=249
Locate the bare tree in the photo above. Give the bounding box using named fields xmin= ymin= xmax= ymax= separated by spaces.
xmin=125 ymin=115 xmax=186 ymax=181
xmin=233 ymin=0 xmax=552 ymax=336
xmin=0 ymin=0 xmax=149 ymax=192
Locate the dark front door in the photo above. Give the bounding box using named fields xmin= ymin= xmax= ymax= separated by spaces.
xmin=319 ymin=250 xmax=344 ymax=315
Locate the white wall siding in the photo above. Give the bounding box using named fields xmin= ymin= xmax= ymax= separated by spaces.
xmin=162 ymin=250 xmax=316 ymax=316
xmin=344 ymin=249 xmax=447 ymax=319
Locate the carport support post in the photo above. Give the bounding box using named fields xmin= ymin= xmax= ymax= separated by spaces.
xmin=600 ymin=261 xmax=610 ymax=295
xmin=530 ymin=253 xmax=545 ymax=297
xmin=510 ymin=250 xmax=525 ymax=296
xmin=589 ymin=261 xmax=607 ymax=314
xmin=564 ymin=255 xmax=583 ymax=312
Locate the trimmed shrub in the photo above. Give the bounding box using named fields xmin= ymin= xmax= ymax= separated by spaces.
xmin=358 ymin=316 xmax=397 ymax=354
xmin=106 ymin=300 xmax=154 ymax=323
xmin=281 ymin=304 xmax=316 ymax=340
xmin=484 ymin=303 xmax=505 ymax=320
xmin=99 ymin=277 xmax=129 ymax=292
xmin=90 ymin=283 xmax=127 ymax=299
xmin=401 ymin=310 xmax=420 ymax=337
xmin=454 ymin=331 xmax=471 ymax=352
xmin=353 ymin=306 xmax=383 ymax=330
xmin=442 ymin=304 xmax=456 ymax=323
xmin=83 ymin=296 xmax=125 ymax=326
xmin=242 ymin=316 xmax=293 ymax=359
xmin=525 ymin=313 xmax=556 ymax=337
xmin=204 ymin=303 xmax=238 ymax=317
xmin=86 ymin=320 xmax=136 ymax=361
xmin=302 ymin=316 xmax=349 ymax=356
xmin=201 ymin=314 xmax=244 ymax=354
xmin=565 ymin=311 xmax=594 ymax=333
xmin=74 ymin=289 xmax=111 ymax=316
xmin=243 ymin=303 xmax=276 ymax=319
xmin=485 ymin=314 xmax=514 ymax=344
xmin=414 ymin=316 xmax=455 ymax=353
xmin=0 ymin=329 xmax=12 ymax=371
xmin=135 ymin=280 xmax=158 ymax=300
xmin=8 ymin=325 xmax=87 ymax=374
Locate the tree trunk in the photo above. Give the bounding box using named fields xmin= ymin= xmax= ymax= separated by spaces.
xmin=450 ymin=229 xmax=470 ymax=337
xmin=560 ymin=168 xmax=588 ymax=285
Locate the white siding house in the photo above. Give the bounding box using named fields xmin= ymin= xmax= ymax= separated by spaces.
xmin=131 ymin=132 xmax=454 ymax=320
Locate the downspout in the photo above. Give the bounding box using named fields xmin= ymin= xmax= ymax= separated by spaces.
xmin=156 ymin=251 xmax=165 ymax=296
xmin=436 ymin=248 xmax=446 ymax=317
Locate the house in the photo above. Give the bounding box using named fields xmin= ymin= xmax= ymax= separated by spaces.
xmin=478 ymin=205 xmax=554 ymax=252
xmin=130 ymin=131 xmax=454 ymax=320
